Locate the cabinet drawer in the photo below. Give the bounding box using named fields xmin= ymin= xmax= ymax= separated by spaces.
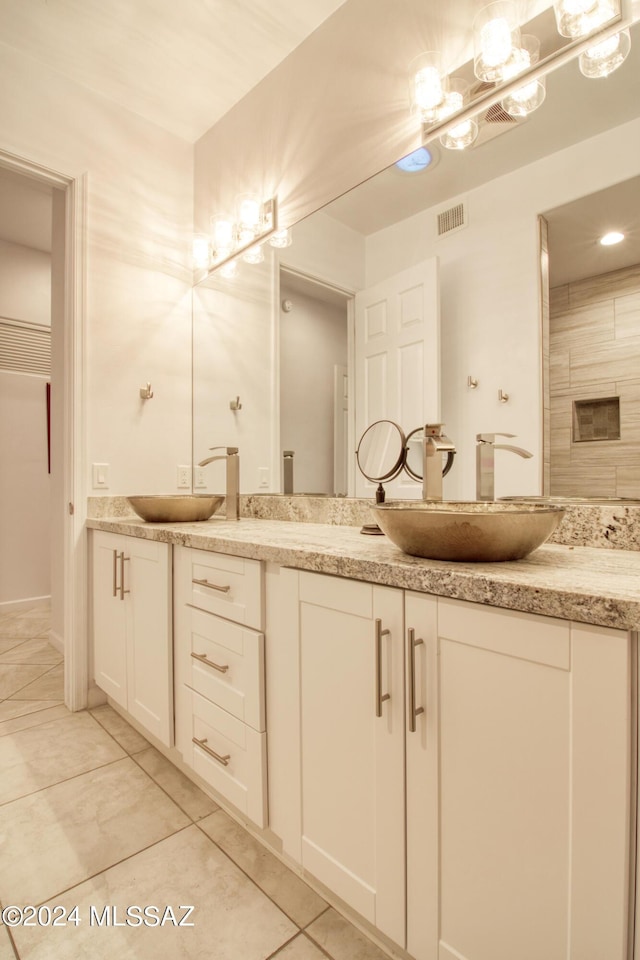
xmin=180 ymin=606 xmax=265 ymax=731
xmin=178 ymin=688 xmax=267 ymax=828
xmin=176 ymin=546 xmax=263 ymax=630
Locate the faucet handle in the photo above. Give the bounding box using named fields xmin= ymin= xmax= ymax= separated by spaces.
xmin=476 ymin=432 xmax=516 ymax=443
xmin=208 ymin=446 xmax=239 ymax=455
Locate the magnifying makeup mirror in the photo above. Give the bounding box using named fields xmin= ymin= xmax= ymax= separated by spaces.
xmin=356 ymin=420 xmax=407 ymax=534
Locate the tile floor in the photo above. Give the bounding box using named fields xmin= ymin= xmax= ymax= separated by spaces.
xmin=0 ymin=605 xmax=390 ymax=960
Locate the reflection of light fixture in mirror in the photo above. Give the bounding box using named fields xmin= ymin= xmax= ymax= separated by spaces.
xmin=192 ymin=234 xmax=211 ymax=269
xmin=210 ymin=214 xmax=235 ymax=259
xmin=552 ymin=0 xmax=617 ymax=38
xmin=207 ymin=196 xmax=278 ymax=272
xmin=438 ymin=80 xmax=479 ymax=151
xmin=243 ymin=243 xmax=264 ymax=264
xmin=501 ymin=36 xmax=546 ymax=117
xmin=474 ymin=1 xmax=521 ymax=82
xmin=269 ymin=228 xmax=292 ymax=248
xmin=600 ymin=230 xmax=625 ymax=245
xmin=410 ymin=51 xmax=448 ymax=123
xmin=579 ymin=28 xmax=630 ymax=77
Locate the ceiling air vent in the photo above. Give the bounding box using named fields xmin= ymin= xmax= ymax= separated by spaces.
xmin=437 ymin=202 xmax=466 ymax=238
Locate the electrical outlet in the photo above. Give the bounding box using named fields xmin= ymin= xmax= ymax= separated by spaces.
xmin=194 ymin=467 xmax=207 ymax=488
xmin=92 ymin=463 xmax=109 ymax=489
xmin=177 ymin=465 xmax=191 ymax=489
xmin=258 ymin=467 xmax=269 ymax=488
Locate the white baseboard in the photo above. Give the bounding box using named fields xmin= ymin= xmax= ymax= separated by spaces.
xmin=0 ymin=595 xmax=51 ymax=615
xmin=48 ymin=629 xmax=64 ymax=655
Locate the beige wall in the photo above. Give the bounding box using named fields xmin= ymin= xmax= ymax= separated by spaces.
xmin=550 ymin=264 xmax=640 ymax=497
xmin=0 ymin=41 xmax=194 ymax=497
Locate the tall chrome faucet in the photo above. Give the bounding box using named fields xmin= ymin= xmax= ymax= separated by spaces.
xmin=198 ymin=446 xmax=240 ymax=519
xmin=423 ymin=423 xmax=456 ymax=500
xmin=476 ymin=433 xmax=533 ymax=501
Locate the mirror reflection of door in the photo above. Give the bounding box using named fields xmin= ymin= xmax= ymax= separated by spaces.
xmin=279 ymin=269 xmax=351 ymax=496
xmin=354 ymin=258 xmax=440 ymax=499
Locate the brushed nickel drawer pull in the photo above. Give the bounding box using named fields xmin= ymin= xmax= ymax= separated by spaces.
xmin=191 ymin=652 xmax=230 ymax=673
xmin=192 ymin=737 xmax=230 ymax=766
xmin=112 ymin=549 xmax=118 ymax=597
xmin=192 ymin=577 xmax=231 ymax=594
xmin=407 ymin=627 xmax=425 ymax=733
xmin=375 ymin=618 xmax=391 ymax=718
xmin=119 ymin=552 xmax=130 ymax=601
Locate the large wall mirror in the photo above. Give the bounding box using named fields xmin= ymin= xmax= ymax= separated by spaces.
xmin=192 ymin=18 xmax=640 ymax=500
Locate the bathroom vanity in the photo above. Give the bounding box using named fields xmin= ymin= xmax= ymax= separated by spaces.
xmin=87 ymin=508 xmax=640 ymax=960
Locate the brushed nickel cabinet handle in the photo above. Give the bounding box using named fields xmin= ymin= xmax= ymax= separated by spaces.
xmin=192 ymin=577 xmax=231 ymax=594
xmin=119 ymin=553 xmax=130 ymax=600
xmin=112 ymin=549 xmax=118 ymax=597
xmin=375 ymin=618 xmax=391 ymax=718
xmin=407 ymin=627 xmax=425 ymax=733
xmin=191 ymin=652 xmax=230 ymax=674
xmin=192 ymin=737 xmax=230 ymax=766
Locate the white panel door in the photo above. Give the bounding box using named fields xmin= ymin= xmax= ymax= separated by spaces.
xmin=355 ymin=259 xmax=440 ymax=498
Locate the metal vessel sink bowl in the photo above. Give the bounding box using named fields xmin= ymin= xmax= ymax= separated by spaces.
xmin=372 ymin=501 xmax=565 ymax=562
xmin=127 ymin=494 xmax=224 ymax=523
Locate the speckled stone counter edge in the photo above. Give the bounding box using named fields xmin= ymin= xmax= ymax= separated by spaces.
xmin=86 ymin=512 xmax=640 ymax=631
xmin=88 ymin=496 xmax=640 ymax=551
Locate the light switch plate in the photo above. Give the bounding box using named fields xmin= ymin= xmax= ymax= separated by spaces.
xmin=92 ymin=463 xmax=109 ymax=489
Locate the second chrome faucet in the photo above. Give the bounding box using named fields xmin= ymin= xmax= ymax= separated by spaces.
xmin=476 ymin=433 xmax=533 ymax=501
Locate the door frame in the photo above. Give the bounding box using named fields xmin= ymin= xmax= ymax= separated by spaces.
xmin=0 ymin=148 xmax=88 ymax=710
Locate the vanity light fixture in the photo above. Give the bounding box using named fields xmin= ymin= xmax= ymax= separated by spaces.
xmin=578 ymin=28 xmax=630 ymax=76
xmin=552 ymin=0 xmax=617 ymax=39
xmin=242 ymin=243 xmax=265 ymax=264
xmin=438 ymin=79 xmax=479 ymax=150
xmin=410 ymin=51 xmax=449 ymax=123
xmin=500 ymin=36 xmax=546 ymax=117
xmin=473 ymin=1 xmax=521 ymax=83
xmin=600 ymin=230 xmax=625 ymax=245
xmin=204 ymin=196 xmax=278 ymax=273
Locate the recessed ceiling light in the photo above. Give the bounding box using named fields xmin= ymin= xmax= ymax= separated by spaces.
xmin=600 ymin=231 xmax=625 ymax=246
xmin=395 ymin=146 xmax=433 ymax=173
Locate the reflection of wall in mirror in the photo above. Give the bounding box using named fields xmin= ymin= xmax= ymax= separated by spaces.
xmin=549 ymin=263 xmax=640 ymax=498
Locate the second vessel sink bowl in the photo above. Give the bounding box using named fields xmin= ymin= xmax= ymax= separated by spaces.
xmin=127 ymin=494 xmax=224 ymax=523
xmin=372 ymin=501 xmax=565 ymax=562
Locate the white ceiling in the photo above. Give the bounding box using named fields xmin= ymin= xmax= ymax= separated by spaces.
xmin=0 ymin=0 xmax=350 ymax=142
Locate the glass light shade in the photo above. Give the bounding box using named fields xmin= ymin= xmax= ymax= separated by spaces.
xmin=579 ymin=28 xmax=630 ymax=77
xmin=410 ymin=52 xmax=448 ymax=122
xmin=500 ymin=36 xmax=546 ymax=116
xmin=192 ymin=234 xmax=210 ymax=269
xmin=474 ymin=2 xmax=521 ymax=82
xmin=438 ymin=81 xmax=479 ymax=150
xmin=552 ymin=0 xmax=617 ymax=38
xmin=243 ymin=243 xmax=264 ymax=264
xmin=269 ymin=228 xmax=292 ymax=248
xmin=210 ymin=215 xmax=235 ymax=257
xmin=236 ymin=194 xmax=262 ymax=234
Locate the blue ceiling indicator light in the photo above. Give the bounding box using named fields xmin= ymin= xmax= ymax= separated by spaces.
xmin=395 ymin=146 xmax=433 ymax=172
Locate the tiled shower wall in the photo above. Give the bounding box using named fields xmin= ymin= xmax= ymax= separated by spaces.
xmin=550 ymin=263 xmax=640 ymax=497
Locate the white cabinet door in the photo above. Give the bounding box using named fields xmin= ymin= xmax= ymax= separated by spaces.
xmin=419 ymin=598 xmax=632 ymax=960
xmin=125 ymin=538 xmax=172 ymax=745
xmin=297 ymin=571 xmax=405 ymax=945
xmin=92 ymin=531 xmax=172 ymax=746
xmin=92 ymin=531 xmax=128 ymax=709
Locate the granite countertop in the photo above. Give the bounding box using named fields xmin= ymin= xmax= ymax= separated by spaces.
xmin=86 ymin=515 xmax=640 ymax=632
